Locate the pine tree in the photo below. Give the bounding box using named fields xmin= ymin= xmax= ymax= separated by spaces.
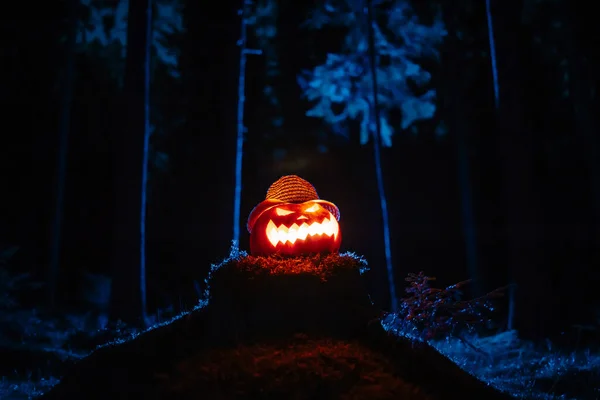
xmin=298 ymin=0 xmax=446 ymax=146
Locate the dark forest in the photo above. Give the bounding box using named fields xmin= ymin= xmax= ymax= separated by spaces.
xmin=1 ymin=0 xmax=599 ymax=398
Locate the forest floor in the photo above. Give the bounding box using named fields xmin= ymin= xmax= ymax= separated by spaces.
xmin=431 ymin=330 xmax=600 ymax=399
xmin=0 ymin=306 xmax=599 ymax=399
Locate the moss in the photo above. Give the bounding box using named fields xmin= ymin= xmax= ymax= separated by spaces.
xmin=203 ymin=252 xmax=378 ymax=342
xmin=163 ymin=334 xmax=431 ymax=400
xmin=209 ymin=251 xmax=368 ymax=282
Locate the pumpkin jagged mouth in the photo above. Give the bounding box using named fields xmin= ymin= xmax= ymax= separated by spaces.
xmin=266 ymin=217 xmax=339 ymax=246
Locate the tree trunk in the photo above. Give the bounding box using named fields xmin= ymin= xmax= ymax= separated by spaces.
xmin=440 ymin=4 xmax=482 ymax=297
xmin=110 ymin=0 xmax=152 ymax=326
xmin=556 ymin=1 xmax=600 ymax=322
xmin=485 ymin=0 xmax=516 ymax=327
xmin=493 ymin=0 xmax=549 ymax=339
xmin=233 ymin=0 xmax=257 ymax=246
xmin=561 ymin=4 xmax=600 ymax=245
xmin=48 ymin=0 xmax=77 ymax=308
xmin=365 ymin=0 xmax=397 ymax=312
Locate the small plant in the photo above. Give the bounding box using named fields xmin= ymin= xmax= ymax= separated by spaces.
xmin=387 ymin=271 xmax=505 ymax=342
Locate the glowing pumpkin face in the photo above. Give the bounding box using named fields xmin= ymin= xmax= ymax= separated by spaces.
xmin=250 ymin=201 xmax=341 ymax=256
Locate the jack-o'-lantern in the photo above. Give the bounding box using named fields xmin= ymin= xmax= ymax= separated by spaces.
xmin=247 ymin=175 xmax=341 ymax=256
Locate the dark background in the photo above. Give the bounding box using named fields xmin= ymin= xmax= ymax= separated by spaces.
xmin=1 ymin=0 xmax=599 ymax=341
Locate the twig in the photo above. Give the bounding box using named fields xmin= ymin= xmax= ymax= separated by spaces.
xmin=457 ymin=334 xmax=493 ymax=364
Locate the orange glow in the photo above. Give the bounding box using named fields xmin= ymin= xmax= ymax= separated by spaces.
xmin=265 ymin=214 xmax=340 ymax=247
xmin=275 ymin=208 xmax=295 ymax=216
xmin=304 ymin=204 xmax=320 ymax=212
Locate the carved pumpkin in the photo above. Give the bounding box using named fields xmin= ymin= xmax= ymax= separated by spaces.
xmin=247 ymin=175 xmax=341 ymax=256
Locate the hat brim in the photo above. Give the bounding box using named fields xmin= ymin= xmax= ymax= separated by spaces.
xmin=247 ymin=199 xmax=340 ymax=233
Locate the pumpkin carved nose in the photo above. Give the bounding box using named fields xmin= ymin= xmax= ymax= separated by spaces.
xmin=297 ymin=215 xmax=309 ymax=220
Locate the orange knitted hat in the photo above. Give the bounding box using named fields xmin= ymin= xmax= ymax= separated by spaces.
xmin=247 ymin=175 xmax=340 ymax=233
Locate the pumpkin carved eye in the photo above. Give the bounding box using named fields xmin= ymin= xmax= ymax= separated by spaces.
xmin=304 ymin=204 xmax=320 ymax=213
xmin=275 ymin=208 xmax=295 ymax=216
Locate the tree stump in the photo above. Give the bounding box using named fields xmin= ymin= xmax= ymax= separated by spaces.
xmin=40 ymin=253 xmax=512 ymax=400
